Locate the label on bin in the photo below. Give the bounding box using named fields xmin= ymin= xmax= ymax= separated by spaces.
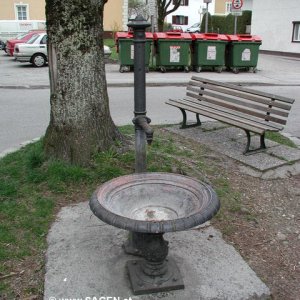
xmin=170 ymin=46 xmax=181 ymax=63
xmin=242 ymin=48 xmax=251 ymax=61
xmin=131 ymin=45 xmax=134 ymax=59
xmin=207 ymin=46 xmax=217 ymax=60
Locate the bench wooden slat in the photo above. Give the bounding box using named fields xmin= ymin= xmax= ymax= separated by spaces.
xmin=181 ymin=97 xmax=282 ymax=130
xmin=191 ymin=76 xmax=295 ymax=104
xmin=185 ymin=91 xmax=287 ymax=125
xmin=187 ymin=83 xmax=292 ymax=113
xmin=182 ymin=96 xmax=283 ymax=130
xmin=167 ymin=99 xmax=278 ymax=134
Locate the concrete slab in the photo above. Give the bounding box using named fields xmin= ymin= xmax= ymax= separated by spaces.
xmin=266 ymin=144 xmax=300 ymax=162
xmin=44 ymin=202 xmax=270 ymax=300
xmin=166 ymin=123 xmax=300 ymax=177
xmin=167 ymin=125 xmax=287 ymax=171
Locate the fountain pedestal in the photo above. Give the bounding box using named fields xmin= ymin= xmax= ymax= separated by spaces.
xmin=126 ymin=233 xmax=184 ymax=294
xmin=90 ymin=172 xmax=220 ymax=295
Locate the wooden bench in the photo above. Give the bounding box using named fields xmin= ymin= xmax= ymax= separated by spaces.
xmin=166 ymin=76 xmax=295 ymax=155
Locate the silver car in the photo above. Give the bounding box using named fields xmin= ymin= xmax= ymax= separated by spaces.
xmin=14 ymin=32 xmax=112 ymax=67
xmin=14 ymin=32 xmax=48 ymax=67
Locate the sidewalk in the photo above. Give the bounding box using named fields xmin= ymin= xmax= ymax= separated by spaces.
xmin=1 ymin=53 xmax=300 ymax=88
xmin=44 ymin=202 xmax=270 ymax=300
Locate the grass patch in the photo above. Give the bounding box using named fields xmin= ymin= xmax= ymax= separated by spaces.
xmin=0 ymin=125 xmax=246 ymax=297
xmin=266 ymin=131 xmax=297 ymax=148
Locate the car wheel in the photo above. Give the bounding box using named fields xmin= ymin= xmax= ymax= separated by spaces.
xmin=31 ymin=54 xmax=46 ymax=67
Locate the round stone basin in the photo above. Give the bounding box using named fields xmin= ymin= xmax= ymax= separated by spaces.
xmin=90 ymin=172 xmax=220 ymax=234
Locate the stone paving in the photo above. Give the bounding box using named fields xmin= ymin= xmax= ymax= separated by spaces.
xmin=167 ymin=122 xmax=300 ymax=179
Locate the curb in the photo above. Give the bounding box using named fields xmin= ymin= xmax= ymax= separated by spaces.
xmin=0 ymin=137 xmax=41 ymax=159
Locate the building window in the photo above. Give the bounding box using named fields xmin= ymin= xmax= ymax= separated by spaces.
xmin=225 ymin=2 xmax=232 ymax=14
xmin=173 ymin=0 xmax=189 ymax=6
xmin=292 ymin=22 xmax=300 ymax=42
xmin=15 ymin=4 xmax=28 ymax=20
xmin=172 ymin=15 xmax=188 ymax=25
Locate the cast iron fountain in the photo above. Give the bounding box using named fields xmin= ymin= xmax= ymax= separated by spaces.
xmin=90 ymin=15 xmax=220 ymax=295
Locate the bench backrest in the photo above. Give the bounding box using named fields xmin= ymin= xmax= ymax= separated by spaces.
xmin=186 ymin=76 xmax=295 ymax=127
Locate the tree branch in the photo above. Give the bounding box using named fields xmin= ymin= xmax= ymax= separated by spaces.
xmin=165 ymin=0 xmax=181 ymax=16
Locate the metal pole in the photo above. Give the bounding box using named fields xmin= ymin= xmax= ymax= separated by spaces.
xmin=124 ymin=16 xmax=153 ymax=257
xmin=205 ymin=3 xmax=209 ymax=33
xmin=234 ymin=16 xmax=237 ymax=34
xmin=128 ymin=16 xmax=151 ymax=173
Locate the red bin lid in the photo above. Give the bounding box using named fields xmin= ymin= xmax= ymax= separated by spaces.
xmin=191 ymin=33 xmax=228 ymax=41
xmin=153 ymin=32 xmax=192 ymax=40
xmin=115 ymin=31 xmax=153 ymax=40
xmin=227 ymin=34 xmax=262 ymax=42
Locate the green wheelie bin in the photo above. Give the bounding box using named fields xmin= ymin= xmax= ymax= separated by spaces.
xmin=191 ymin=33 xmax=228 ymax=73
xmin=226 ymin=34 xmax=262 ymax=73
xmin=153 ymin=32 xmax=192 ymax=72
xmin=115 ymin=31 xmax=153 ymax=73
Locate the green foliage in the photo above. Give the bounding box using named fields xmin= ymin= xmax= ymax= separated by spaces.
xmin=207 ymin=10 xmax=252 ymax=34
xmin=200 ymin=12 xmax=213 ymax=33
xmin=163 ymin=22 xmax=173 ymax=32
xmin=211 ymin=15 xmax=226 ymax=33
xmin=225 ymin=10 xmax=252 ymax=34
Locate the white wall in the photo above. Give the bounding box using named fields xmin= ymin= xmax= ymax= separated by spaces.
xmin=251 ymin=0 xmax=300 ymax=54
xmin=166 ymin=0 xmax=216 ymax=31
xmin=242 ymin=0 xmax=252 ymax=11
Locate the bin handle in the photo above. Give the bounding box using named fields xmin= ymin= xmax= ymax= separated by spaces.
xmin=166 ymin=31 xmax=182 ymax=35
xmin=204 ymin=33 xmax=218 ymax=37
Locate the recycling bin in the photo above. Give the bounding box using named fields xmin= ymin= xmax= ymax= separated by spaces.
xmin=115 ymin=32 xmax=153 ymax=73
xmin=191 ymin=33 xmax=228 ymax=73
xmin=153 ymin=32 xmax=192 ymax=72
xmin=226 ymin=34 xmax=262 ymax=73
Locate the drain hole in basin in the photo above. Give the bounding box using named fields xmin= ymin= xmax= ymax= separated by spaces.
xmin=130 ymin=205 xmax=179 ymax=221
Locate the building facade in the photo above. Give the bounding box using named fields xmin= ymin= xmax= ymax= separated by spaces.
xmin=0 ymin=0 xmax=128 ymax=31
xmin=251 ymin=0 xmax=300 ymax=54
xmin=0 ymin=0 xmax=46 ymax=20
xmin=166 ymin=0 xmax=216 ymax=31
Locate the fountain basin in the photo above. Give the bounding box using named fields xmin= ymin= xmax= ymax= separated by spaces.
xmin=90 ymin=172 xmax=220 ymax=234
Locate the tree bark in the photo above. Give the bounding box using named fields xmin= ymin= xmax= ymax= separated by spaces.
xmin=44 ymin=0 xmax=121 ymax=165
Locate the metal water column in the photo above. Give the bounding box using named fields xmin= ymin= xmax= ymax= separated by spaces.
xmin=128 ymin=15 xmax=153 ymax=173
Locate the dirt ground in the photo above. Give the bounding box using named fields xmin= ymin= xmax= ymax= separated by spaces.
xmin=158 ymin=129 xmax=300 ymax=300
xmin=219 ymin=171 xmax=300 ymax=300
xmin=165 ymin=129 xmax=300 ymax=300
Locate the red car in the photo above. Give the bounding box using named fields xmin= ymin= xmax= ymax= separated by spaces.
xmin=6 ymin=30 xmax=45 ymax=56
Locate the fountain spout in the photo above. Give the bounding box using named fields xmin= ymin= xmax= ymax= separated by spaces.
xmin=133 ymin=116 xmax=154 ymax=145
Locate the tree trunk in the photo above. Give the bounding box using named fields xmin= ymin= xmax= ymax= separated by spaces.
xmin=157 ymin=13 xmax=164 ymax=32
xmin=44 ymin=0 xmax=121 ymax=165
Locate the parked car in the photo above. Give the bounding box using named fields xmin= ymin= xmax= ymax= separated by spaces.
xmin=104 ymin=45 xmax=111 ymax=58
xmin=186 ymin=22 xmax=201 ymax=33
xmin=6 ymin=30 xmax=45 ymax=56
xmin=14 ymin=32 xmax=111 ymax=67
xmin=0 ymin=39 xmax=6 ymax=51
xmin=14 ymin=32 xmax=48 ymax=67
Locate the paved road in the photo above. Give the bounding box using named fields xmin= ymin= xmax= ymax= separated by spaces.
xmin=0 ymin=51 xmax=299 ymax=155
xmin=0 ymin=86 xmax=189 ymax=153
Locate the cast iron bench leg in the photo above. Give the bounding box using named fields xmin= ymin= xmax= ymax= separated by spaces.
xmin=179 ymin=108 xmax=201 ymax=129
xmin=243 ymin=130 xmax=266 ymax=155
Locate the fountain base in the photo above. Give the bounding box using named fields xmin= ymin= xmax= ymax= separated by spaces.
xmin=127 ymin=257 xmax=184 ymax=295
